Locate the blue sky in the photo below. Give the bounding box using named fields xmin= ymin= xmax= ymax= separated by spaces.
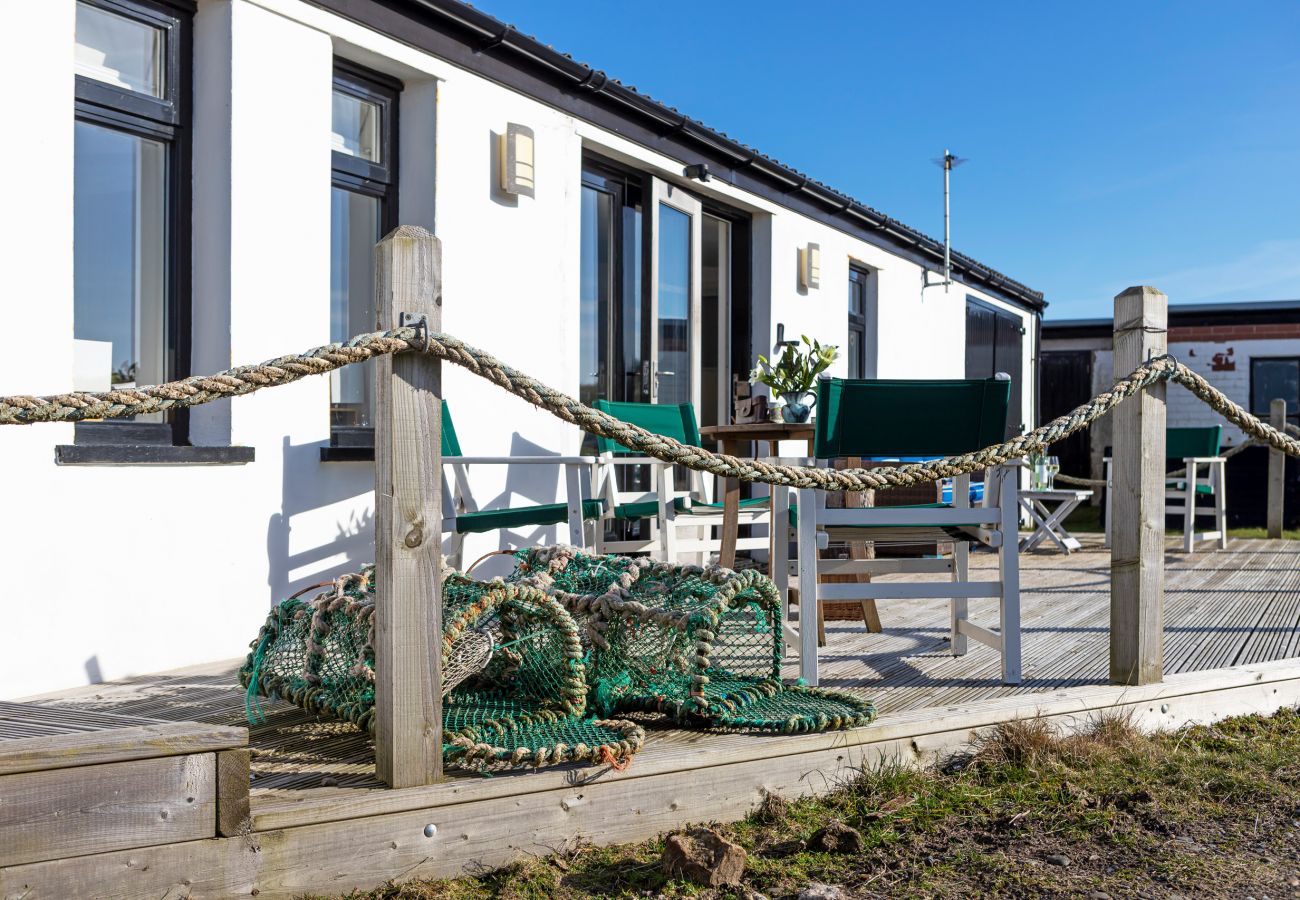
xmin=482 ymin=1 xmax=1300 ymax=319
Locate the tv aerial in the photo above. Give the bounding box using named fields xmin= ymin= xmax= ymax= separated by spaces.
xmin=923 ymin=150 xmax=968 ymax=292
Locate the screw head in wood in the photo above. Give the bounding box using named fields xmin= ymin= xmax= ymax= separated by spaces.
xmin=424 ymin=824 xmax=438 ymax=837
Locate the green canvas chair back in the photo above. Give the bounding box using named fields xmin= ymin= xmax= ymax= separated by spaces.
xmin=440 ymin=402 xmax=463 ymax=457
xmin=592 ymin=400 xmax=701 ymax=455
xmin=1166 ymin=425 xmax=1222 ymax=460
xmin=813 ymin=377 xmax=1012 ymax=459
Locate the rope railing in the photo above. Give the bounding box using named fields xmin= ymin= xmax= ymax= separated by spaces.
xmin=3 ymin=327 xmax=1299 ymax=491
xmin=1054 ymin=438 xmax=1264 ymax=488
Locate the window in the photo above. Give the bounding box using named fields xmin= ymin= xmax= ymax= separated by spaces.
xmin=73 ymin=0 xmax=190 ymax=440
xmin=579 ymin=164 xmax=643 ymax=409
xmin=847 ymin=266 xmax=870 ymax=379
xmin=328 ymin=63 xmax=399 ymax=449
xmin=1251 ymin=358 xmax=1300 ymax=425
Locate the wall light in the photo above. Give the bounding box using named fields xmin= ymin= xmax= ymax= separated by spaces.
xmin=798 ymin=242 xmax=821 ymax=290
xmin=499 ymin=123 xmax=535 ymax=197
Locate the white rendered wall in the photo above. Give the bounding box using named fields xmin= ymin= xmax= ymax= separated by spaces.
xmin=1 ymin=0 xmax=1040 ymax=697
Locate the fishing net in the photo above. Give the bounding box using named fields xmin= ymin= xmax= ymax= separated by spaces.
xmin=241 ymin=548 xmax=873 ymax=772
xmin=509 ymin=547 xmax=877 ymax=733
xmin=239 ymin=566 xmax=642 ymax=771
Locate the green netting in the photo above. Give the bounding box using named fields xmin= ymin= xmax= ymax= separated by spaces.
xmin=239 ymin=566 xmax=641 ymax=771
xmin=508 ymin=548 xmax=877 ymax=734
xmin=241 ymin=549 xmax=874 ymax=772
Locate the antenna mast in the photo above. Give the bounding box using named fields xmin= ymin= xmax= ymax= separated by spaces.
xmin=925 ymin=149 xmax=967 ymax=292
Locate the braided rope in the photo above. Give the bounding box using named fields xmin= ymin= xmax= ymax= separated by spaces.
xmin=4 ymin=327 xmax=1299 ymax=491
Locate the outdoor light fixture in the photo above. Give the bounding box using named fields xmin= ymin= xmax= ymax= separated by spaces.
xmin=798 ymin=242 xmax=821 ymax=290
xmin=499 ymin=123 xmax=535 ymax=197
xmin=683 ymin=163 xmax=711 ymax=182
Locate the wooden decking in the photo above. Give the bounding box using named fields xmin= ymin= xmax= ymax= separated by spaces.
xmin=8 ymin=536 xmax=1300 ymax=897
xmin=23 ymin=535 xmax=1300 ymax=800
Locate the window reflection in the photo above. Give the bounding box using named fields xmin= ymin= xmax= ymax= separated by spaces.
xmin=75 ymin=2 xmax=164 ymax=98
xmin=332 ymin=91 xmax=381 ymax=162
xmin=579 ymin=186 xmax=612 ymax=408
xmin=73 ymin=120 xmax=168 ymax=395
xmin=330 ymin=188 xmax=381 ymax=428
xmin=657 ymin=204 xmax=691 ymax=406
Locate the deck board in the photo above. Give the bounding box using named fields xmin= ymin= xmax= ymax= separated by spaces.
xmin=20 ymin=534 xmax=1300 ymax=812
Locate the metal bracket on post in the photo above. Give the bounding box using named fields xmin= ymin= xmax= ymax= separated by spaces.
xmin=399 ymin=312 xmax=429 ymax=351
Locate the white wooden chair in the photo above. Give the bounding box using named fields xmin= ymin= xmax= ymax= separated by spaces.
xmin=590 ymin=399 xmax=770 ymax=564
xmin=1103 ymin=425 xmax=1227 ymax=552
xmin=772 ymin=377 xmax=1022 ymax=686
xmin=438 ymin=404 xmax=600 ymax=570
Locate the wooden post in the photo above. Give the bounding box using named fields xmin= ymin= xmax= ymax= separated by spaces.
xmin=1269 ymin=398 xmax=1286 ymax=538
xmin=373 ymin=226 xmax=443 ymax=787
xmin=1110 ymin=285 xmax=1167 ymax=685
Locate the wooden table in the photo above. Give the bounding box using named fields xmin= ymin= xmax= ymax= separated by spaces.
xmin=699 ymin=422 xmax=816 ymax=568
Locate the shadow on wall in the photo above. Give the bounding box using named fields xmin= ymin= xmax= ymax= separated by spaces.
xmin=265 ymin=435 xmax=375 ymax=605
xmin=263 ymin=428 xmax=577 ymax=598
xmin=453 ymin=431 xmax=571 ymax=578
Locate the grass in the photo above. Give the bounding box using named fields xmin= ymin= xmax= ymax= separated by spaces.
xmin=325 ymin=707 xmax=1300 ymax=899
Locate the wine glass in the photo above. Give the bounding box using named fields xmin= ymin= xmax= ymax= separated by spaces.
xmin=1044 ymin=455 xmax=1060 ymax=490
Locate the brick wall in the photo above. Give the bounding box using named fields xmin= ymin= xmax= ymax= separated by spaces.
xmin=1169 ymin=324 xmax=1300 ymax=342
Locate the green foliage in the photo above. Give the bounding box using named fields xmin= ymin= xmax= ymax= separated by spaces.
xmin=750 ymin=335 xmax=838 ymax=397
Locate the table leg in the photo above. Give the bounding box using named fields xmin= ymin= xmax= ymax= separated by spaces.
xmin=1041 ymin=497 xmax=1083 ymax=552
xmin=1019 ymin=497 xmax=1055 ymax=552
xmin=719 ymin=438 xmax=741 ymax=569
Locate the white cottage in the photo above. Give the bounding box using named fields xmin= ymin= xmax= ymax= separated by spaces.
xmin=0 ymin=0 xmax=1044 ymax=698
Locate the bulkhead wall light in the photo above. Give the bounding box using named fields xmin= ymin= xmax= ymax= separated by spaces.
xmin=798 ymin=242 xmax=821 ymax=290
xmin=499 ymin=123 xmax=535 ymax=197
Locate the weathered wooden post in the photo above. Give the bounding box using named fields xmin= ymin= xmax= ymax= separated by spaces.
xmin=374 ymin=226 xmax=443 ymax=787
xmin=1110 ymin=285 xmax=1167 ymax=685
xmin=1269 ymin=398 xmax=1286 ymax=539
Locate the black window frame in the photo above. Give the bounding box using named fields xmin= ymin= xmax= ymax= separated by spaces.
xmin=847 ymin=264 xmax=870 ymax=379
xmin=71 ymin=0 xmax=194 ymax=449
xmin=1250 ymin=356 xmax=1300 ymax=426
xmin=580 ymin=158 xmax=644 ymax=409
xmin=323 ymin=60 xmax=401 ymax=459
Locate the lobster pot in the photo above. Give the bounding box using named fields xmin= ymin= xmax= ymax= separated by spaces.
xmin=507 ymin=549 xmax=873 ymax=733
xmin=240 ymin=567 xmax=644 ymax=770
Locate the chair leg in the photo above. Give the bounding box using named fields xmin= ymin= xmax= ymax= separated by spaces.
xmin=950 ymin=542 xmax=969 ymax=656
xmin=859 ymin=600 xmax=882 ymax=633
xmin=1183 ymin=465 xmax=1196 ymax=553
xmin=797 ymin=488 xmax=821 ymax=686
xmin=998 ymin=468 xmax=1022 ymax=685
xmin=771 ymin=486 xmax=790 ymax=603
xmin=1216 ymin=461 xmax=1228 ymax=550
xmin=448 ymin=531 xmax=466 ymax=572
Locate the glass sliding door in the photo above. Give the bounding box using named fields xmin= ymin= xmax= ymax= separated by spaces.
xmin=647 ymin=178 xmax=702 ymax=408
xmin=579 ymin=164 xmax=643 ymax=405
xmin=701 ymin=214 xmax=730 ymax=428
xmin=578 ymin=185 xmax=612 ymax=408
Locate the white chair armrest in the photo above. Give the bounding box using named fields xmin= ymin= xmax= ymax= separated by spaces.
xmin=446 ymin=455 xmax=596 ymax=465
xmin=599 ymin=456 xmax=673 ymax=467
